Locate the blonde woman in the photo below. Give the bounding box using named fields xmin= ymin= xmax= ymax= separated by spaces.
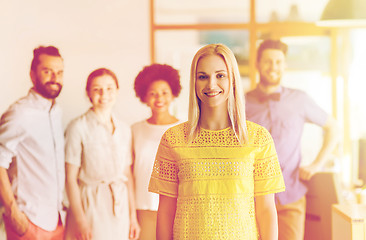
xmin=65 ymin=68 xmax=140 ymax=240
xmin=149 ymin=44 xmax=285 ymax=240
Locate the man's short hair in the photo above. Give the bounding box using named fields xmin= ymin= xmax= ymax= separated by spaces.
xmin=30 ymin=46 xmax=62 ymax=71
xmin=257 ymin=39 xmax=288 ymax=62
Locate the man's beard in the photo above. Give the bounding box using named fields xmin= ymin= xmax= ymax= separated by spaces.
xmin=34 ymin=79 xmax=63 ymax=99
xmin=259 ymin=74 xmax=281 ymax=87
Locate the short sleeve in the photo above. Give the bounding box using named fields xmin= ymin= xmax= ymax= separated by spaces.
xmin=64 ymin=120 xmax=82 ymax=166
xmin=302 ymin=92 xmax=328 ymax=126
xmin=253 ymin=127 xmax=285 ymax=196
xmin=148 ymin=132 xmax=179 ymax=198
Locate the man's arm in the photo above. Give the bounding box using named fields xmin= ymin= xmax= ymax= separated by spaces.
xmin=156 ymin=195 xmax=177 ymax=240
xmin=300 ymin=115 xmax=340 ymax=180
xmin=255 ymin=193 xmax=278 ymax=240
xmin=0 ymin=167 xmax=28 ymax=235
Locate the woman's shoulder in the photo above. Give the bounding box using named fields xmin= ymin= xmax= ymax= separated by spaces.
xmin=245 ymin=120 xmax=273 ymax=146
xmin=161 ymin=121 xmax=188 ymax=144
xmin=164 ymin=121 xmax=187 ymax=133
xmin=65 ymin=110 xmax=91 ymax=131
xmin=131 ymin=119 xmax=181 ymax=135
xmin=131 ymin=119 xmax=147 ymax=129
xmin=112 ymin=117 xmax=131 ymax=135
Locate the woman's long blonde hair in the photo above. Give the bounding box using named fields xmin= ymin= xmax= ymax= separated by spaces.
xmin=188 ymin=43 xmax=248 ymax=144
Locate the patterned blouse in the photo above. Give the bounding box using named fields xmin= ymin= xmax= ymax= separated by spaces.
xmin=149 ymin=121 xmax=285 ymax=239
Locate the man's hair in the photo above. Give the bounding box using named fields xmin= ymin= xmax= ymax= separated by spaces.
xmin=30 ymin=46 xmax=62 ymax=71
xmin=257 ymin=39 xmax=288 ymax=62
xmin=134 ymin=63 xmax=181 ymax=103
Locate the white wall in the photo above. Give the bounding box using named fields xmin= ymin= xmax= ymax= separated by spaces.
xmin=0 ymin=0 xmax=151 ymax=127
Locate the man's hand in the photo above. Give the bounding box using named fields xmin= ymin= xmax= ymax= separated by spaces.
xmin=299 ymin=164 xmax=320 ymax=181
xmin=299 ymin=116 xmax=340 ymax=182
xmin=7 ymin=208 xmax=29 ymax=236
xmin=1 ymin=166 xmax=29 ymax=236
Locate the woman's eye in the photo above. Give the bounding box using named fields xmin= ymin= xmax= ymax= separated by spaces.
xmin=217 ymin=73 xmax=225 ymax=79
xmin=198 ymin=75 xmax=207 ymax=79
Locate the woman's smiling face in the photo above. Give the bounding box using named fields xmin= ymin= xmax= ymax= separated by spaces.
xmin=87 ymin=74 xmax=118 ymax=110
xmin=144 ymin=80 xmax=174 ymax=114
xmin=195 ymin=54 xmax=230 ymax=109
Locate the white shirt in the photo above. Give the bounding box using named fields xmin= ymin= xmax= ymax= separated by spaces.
xmin=64 ymin=109 xmax=132 ymax=239
xmin=131 ymin=120 xmax=179 ymax=211
xmin=0 ymin=89 xmax=65 ymax=231
xmin=65 ymin=109 xmax=131 ymax=184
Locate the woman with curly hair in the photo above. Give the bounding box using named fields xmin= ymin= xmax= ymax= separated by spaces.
xmin=131 ymin=64 xmax=182 ymax=240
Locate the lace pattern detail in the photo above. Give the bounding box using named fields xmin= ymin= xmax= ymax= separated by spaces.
xmin=149 ymin=121 xmax=285 ymax=239
xmin=180 ymin=158 xmax=254 ymax=181
xmin=174 ymin=195 xmax=259 ymax=239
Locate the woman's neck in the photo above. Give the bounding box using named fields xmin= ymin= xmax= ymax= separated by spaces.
xmin=147 ymin=111 xmax=178 ymax=125
xmin=199 ymin=106 xmax=230 ymax=130
xmin=92 ymin=107 xmax=114 ymax=133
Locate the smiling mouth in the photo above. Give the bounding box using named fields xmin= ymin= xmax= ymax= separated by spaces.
xmin=269 ymin=72 xmax=279 ymax=78
xmin=99 ymin=99 xmax=110 ymax=104
xmin=204 ymin=91 xmax=222 ymax=97
xmin=46 ymin=82 xmax=62 ymax=90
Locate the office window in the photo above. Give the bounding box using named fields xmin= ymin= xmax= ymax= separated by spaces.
xmin=154 ymin=0 xmax=250 ymax=24
xmin=255 ymin=0 xmax=329 ymax=23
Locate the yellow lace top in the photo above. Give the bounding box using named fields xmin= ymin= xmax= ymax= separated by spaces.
xmin=149 ymin=121 xmax=285 ymax=239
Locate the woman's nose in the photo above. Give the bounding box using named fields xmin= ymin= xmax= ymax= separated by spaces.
xmin=207 ymin=76 xmax=216 ymax=88
xmin=155 ymin=93 xmax=163 ymax=100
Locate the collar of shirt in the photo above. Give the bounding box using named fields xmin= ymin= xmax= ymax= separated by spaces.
xmin=28 ymin=88 xmax=56 ymax=112
xmin=85 ymin=108 xmax=120 ymax=131
xmin=254 ymin=86 xmax=282 ymax=102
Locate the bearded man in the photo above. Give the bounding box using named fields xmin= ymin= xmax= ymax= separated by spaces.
xmin=245 ymin=39 xmax=339 ymax=240
xmin=0 ymin=46 xmax=65 ymax=239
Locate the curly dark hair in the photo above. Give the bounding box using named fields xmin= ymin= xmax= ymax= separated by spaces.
xmin=134 ymin=64 xmax=182 ymax=102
